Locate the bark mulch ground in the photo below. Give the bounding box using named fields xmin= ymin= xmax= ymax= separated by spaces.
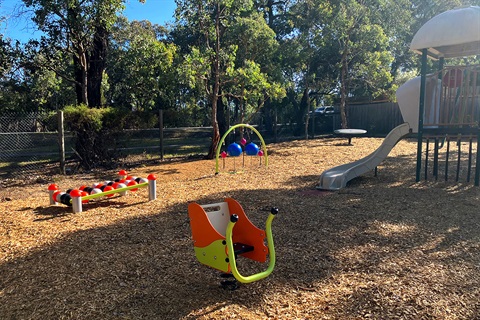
xmin=1 ymin=137 xmax=479 ymax=319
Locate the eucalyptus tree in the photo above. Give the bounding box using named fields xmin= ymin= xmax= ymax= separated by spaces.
xmin=326 ymin=0 xmax=478 ymax=112
xmin=0 ymin=36 xmax=71 ymax=113
xmin=223 ymin=12 xmax=285 ymax=125
xmin=406 ymin=0 xmax=480 ymax=74
xmin=411 ymin=0 xmax=480 ymax=28
xmin=25 ymin=55 xmax=76 ymax=111
xmin=376 ymin=0 xmax=480 ymax=90
xmin=378 ymin=0 xmax=416 ymax=87
xmin=175 ymin=0 xmax=280 ymax=158
xmin=107 ymin=17 xmax=177 ymax=112
xmin=314 ymin=0 xmax=393 ymax=128
xmin=22 ymin=0 xmax=125 ymax=107
xmin=254 ymin=0 xmax=294 ymax=39
xmin=250 ymin=0 xmax=295 ymax=132
xmin=0 ymin=36 xmax=10 ymax=77
xmin=0 ymin=37 xmax=24 ymax=113
xmin=284 ymin=0 xmax=339 ymax=136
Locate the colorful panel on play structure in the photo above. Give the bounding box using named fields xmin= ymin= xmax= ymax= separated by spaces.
xmin=188 ymin=198 xmax=278 ymax=283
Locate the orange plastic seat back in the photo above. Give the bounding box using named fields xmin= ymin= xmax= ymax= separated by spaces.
xmin=188 ymin=201 xmax=227 ymax=248
xmin=188 ymin=198 xmax=268 ymax=263
xmin=225 ymin=198 xmax=268 ymax=262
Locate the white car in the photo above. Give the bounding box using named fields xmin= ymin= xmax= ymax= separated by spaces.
xmin=311 ymin=106 xmax=335 ymax=115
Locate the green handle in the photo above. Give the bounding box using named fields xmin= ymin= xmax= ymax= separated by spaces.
xmin=80 ymin=182 xmax=148 ymax=201
xmin=225 ymin=210 xmax=277 ymax=283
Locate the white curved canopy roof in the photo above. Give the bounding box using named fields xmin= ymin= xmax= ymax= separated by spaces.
xmin=410 ymin=6 xmax=480 ymax=59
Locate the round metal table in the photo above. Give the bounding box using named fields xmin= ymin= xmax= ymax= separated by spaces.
xmin=334 ymin=129 xmax=367 ymax=145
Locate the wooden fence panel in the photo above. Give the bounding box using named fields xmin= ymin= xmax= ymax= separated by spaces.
xmin=333 ymin=102 xmax=405 ymax=136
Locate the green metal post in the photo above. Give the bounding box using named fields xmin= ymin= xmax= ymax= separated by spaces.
xmin=433 ymin=138 xmax=439 ymax=180
xmin=476 ymin=131 xmax=480 ymax=186
xmin=58 ymin=110 xmax=66 ymax=175
xmin=416 ymin=49 xmax=428 ymax=182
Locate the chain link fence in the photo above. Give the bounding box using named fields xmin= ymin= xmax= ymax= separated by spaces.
xmin=0 ymin=113 xmax=65 ymax=179
xmin=0 ymin=104 xmax=403 ymax=179
xmin=0 ymin=112 xmax=213 ymax=179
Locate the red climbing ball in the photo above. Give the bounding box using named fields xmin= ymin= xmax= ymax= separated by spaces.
xmin=127 ymin=180 xmax=138 ymax=192
xmin=103 ymin=185 xmax=115 ymax=197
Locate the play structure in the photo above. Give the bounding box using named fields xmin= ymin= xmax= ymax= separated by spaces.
xmin=215 ymin=124 xmax=268 ymax=174
xmin=188 ymin=198 xmax=278 ymax=287
xmin=318 ymin=6 xmax=480 ymax=190
xmin=48 ymin=170 xmax=157 ymax=213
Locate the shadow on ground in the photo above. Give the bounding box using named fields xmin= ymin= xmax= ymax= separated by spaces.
xmin=0 ymin=152 xmax=479 ymax=319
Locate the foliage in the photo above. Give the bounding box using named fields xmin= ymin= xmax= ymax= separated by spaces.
xmin=23 ymin=0 xmax=125 ymax=106
xmin=63 ymin=105 xmax=122 ymax=169
xmin=107 ymin=18 xmax=177 ymax=112
xmin=175 ymin=0 xmax=262 ymax=158
xmin=1 ymin=0 xmax=479 ymax=154
xmin=0 ymin=36 xmax=12 ymax=77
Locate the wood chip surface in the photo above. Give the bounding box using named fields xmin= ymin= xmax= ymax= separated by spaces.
xmin=1 ymin=137 xmax=479 ymax=319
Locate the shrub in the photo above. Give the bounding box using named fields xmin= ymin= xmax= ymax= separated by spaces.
xmin=63 ymin=105 xmax=123 ymax=169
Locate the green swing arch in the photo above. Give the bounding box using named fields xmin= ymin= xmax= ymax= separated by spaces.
xmin=215 ymin=124 xmax=269 ymax=174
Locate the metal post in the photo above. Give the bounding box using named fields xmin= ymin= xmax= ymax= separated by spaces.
xmin=467 ymin=138 xmax=473 ymax=183
xmin=456 ymin=138 xmax=461 ymax=182
xmin=475 ymin=130 xmax=480 ymax=186
xmin=425 ymin=139 xmax=429 ymax=180
xmin=48 ymin=184 xmax=59 ymax=205
xmin=58 ymin=110 xmax=66 ymax=175
xmin=416 ymin=49 xmax=428 ymax=182
xmin=433 ymin=138 xmax=439 ymax=180
xmin=274 ymin=107 xmax=278 ymax=143
xmin=159 ymin=109 xmax=164 ymax=161
xmin=70 ymin=189 xmax=83 ymax=213
xmin=72 ymin=195 xmax=82 ymax=213
xmin=445 ymin=138 xmax=450 ymax=181
xmin=148 ymin=174 xmax=157 ymax=201
xmin=312 ymin=112 xmax=315 ymax=139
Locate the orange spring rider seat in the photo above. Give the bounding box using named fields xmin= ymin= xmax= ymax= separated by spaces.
xmin=188 ymin=198 xmax=278 ymax=284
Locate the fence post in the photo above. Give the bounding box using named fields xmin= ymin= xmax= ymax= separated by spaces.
xmin=58 ymin=110 xmax=66 ymax=174
xmin=274 ymin=107 xmax=278 ymax=143
xmin=159 ymin=109 xmax=164 ymax=161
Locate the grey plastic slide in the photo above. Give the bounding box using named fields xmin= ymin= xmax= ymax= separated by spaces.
xmin=317 ymin=123 xmax=411 ymax=190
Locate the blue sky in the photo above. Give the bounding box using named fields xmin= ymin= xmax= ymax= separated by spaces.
xmin=1 ymin=0 xmax=177 ymax=42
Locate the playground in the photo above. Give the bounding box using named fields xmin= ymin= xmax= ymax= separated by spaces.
xmin=1 ymin=136 xmax=479 ymax=319
xmin=2 ymin=6 xmax=480 ymax=317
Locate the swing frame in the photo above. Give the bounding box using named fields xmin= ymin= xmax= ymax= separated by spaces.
xmin=215 ymin=124 xmax=268 ymax=174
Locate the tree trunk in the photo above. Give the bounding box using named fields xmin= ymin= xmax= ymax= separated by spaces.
xmin=293 ymin=88 xmax=308 ymax=136
xmin=73 ymin=55 xmax=84 ymax=104
xmin=72 ymin=51 xmax=88 ymax=105
xmin=340 ymin=48 xmax=349 ymax=129
xmin=217 ymin=88 xmax=227 ymax=137
xmin=304 ymin=86 xmax=311 ymax=140
xmin=267 ymin=0 xmax=275 ymax=27
xmin=87 ymin=24 xmax=108 ymax=107
xmin=206 ymin=3 xmax=222 ymax=159
xmin=68 ymin=3 xmax=88 ymax=106
xmin=207 ymin=98 xmax=221 ymax=159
